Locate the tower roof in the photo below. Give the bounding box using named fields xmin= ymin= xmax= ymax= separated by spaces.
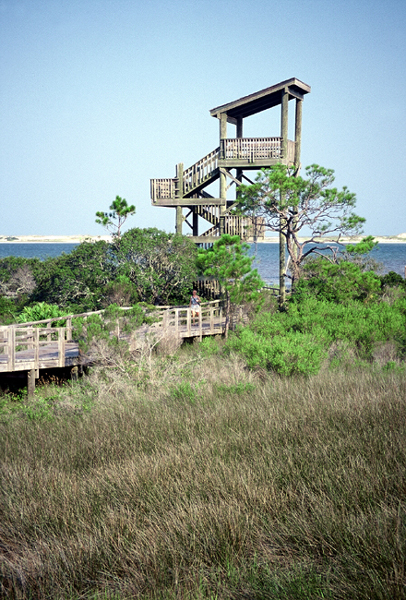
xmin=210 ymin=78 xmax=311 ymax=123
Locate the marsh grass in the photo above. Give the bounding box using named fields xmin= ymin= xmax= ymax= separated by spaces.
xmin=0 ymin=343 xmax=405 ymax=599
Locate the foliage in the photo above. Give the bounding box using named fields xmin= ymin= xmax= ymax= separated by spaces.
xmin=345 ymin=234 xmax=378 ymax=256
xmin=237 ymin=163 xmax=364 ymax=286
xmin=197 ymin=234 xmax=263 ymax=336
xmin=0 ymin=297 xmax=16 ymax=324
xmin=32 ymin=241 xmax=114 ymax=311
xmin=95 ymin=195 xmax=136 ymax=239
xmin=0 ymin=256 xmax=41 ymax=286
xmin=294 ymin=257 xmax=382 ymax=303
xmin=16 ymin=302 xmax=67 ymax=325
xmin=380 ymin=270 xmax=406 ymax=290
xmin=197 ymin=235 xmax=263 ymax=304
xmin=73 ymin=303 xmax=154 ymax=353
xmin=227 ymin=324 xmax=327 ymax=376
xmin=339 ymin=235 xmax=383 ymax=274
xmin=1 ymin=229 xmax=199 ymax=315
xmin=0 ymin=257 xmax=42 ymax=313
xmin=0 ymin=346 xmax=405 ymax=599
xmin=102 ymin=275 xmax=139 ymax=307
xmin=115 ymin=228 xmax=198 ymax=305
xmin=227 ymin=296 xmax=406 ymax=375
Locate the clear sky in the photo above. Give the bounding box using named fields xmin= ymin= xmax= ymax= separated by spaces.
xmin=1 ymin=0 xmax=405 ymax=237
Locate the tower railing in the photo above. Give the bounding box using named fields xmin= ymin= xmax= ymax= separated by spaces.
xmin=151 ymin=178 xmax=176 ymax=203
xmin=151 ymin=138 xmax=296 ymax=202
xmin=182 ymin=148 xmax=219 ymax=195
xmin=219 ymin=137 xmax=295 ymax=162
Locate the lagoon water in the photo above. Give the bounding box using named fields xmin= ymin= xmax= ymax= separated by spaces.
xmin=249 ymin=242 xmax=406 ymax=285
xmin=0 ymin=242 xmax=405 ymax=286
xmin=0 ymin=244 xmax=78 ymax=261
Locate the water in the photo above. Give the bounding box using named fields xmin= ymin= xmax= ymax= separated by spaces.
xmin=0 ymin=243 xmax=78 ymax=261
xmin=249 ymin=243 xmax=406 ymax=285
xmin=0 ymin=242 xmax=405 ymax=286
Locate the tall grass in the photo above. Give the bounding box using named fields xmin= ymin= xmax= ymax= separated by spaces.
xmin=0 ymin=341 xmax=405 ymax=599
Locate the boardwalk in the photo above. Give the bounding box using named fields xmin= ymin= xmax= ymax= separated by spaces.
xmin=0 ymin=301 xmax=236 ymax=394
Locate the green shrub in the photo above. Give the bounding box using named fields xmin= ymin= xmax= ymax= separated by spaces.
xmin=227 ymin=327 xmax=327 ymax=376
xmin=0 ymin=296 xmax=15 ymax=324
xmin=227 ymin=297 xmax=406 ymax=374
xmin=16 ymin=302 xmax=67 ymax=325
xmin=73 ymin=303 xmax=153 ymax=352
xmin=295 ymin=258 xmax=381 ymax=303
xmin=380 ymin=271 xmax=406 ymax=290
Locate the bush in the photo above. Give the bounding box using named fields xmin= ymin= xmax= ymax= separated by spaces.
xmin=0 ymin=296 xmax=15 ymax=324
xmin=16 ymin=302 xmax=67 ymax=324
xmin=380 ymin=271 xmax=406 ymax=290
xmin=227 ymin=327 xmax=327 ymax=375
xmin=227 ymin=296 xmax=406 ymax=375
xmin=295 ymin=258 xmax=381 ymax=303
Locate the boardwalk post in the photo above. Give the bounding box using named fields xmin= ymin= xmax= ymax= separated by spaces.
xmin=187 ymin=307 xmax=191 ymax=337
xmin=34 ymin=328 xmax=40 ymax=377
xmin=279 ymin=87 xmax=289 ymax=308
xmin=66 ymin=316 xmax=72 ymax=341
xmin=199 ymin=308 xmax=202 ymax=341
xmin=27 ymin=369 xmax=35 ymax=398
xmin=8 ymin=327 xmax=15 ymax=372
xmin=58 ymin=328 xmax=65 ymax=368
xmin=219 ymin=304 xmax=223 ymax=334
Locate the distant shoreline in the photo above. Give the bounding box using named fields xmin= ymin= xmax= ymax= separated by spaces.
xmin=0 ymin=235 xmax=112 ymax=244
xmin=259 ymin=235 xmax=406 ymax=245
xmin=0 ymin=234 xmax=406 ymax=244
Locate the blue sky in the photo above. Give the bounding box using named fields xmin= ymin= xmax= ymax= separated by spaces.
xmin=1 ymin=0 xmax=405 ymax=236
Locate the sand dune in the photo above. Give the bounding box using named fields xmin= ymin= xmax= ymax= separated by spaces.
xmin=0 ymin=234 xmax=405 ymax=244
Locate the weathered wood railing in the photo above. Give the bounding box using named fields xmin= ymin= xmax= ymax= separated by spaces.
xmin=219 ymin=137 xmax=295 ymax=163
xmin=0 ymin=301 xmax=234 ymax=375
xmin=148 ymin=299 xmax=224 ymax=341
xmin=0 ymin=326 xmax=74 ymax=373
xmin=200 ymin=215 xmax=265 ymax=239
xmin=182 ymin=148 xmax=219 ymax=195
xmin=151 ymin=178 xmax=176 ymax=203
xmin=151 ymin=138 xmax=296 ymax=202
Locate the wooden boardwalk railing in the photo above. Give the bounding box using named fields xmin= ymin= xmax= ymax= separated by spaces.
xmin=0 ymin=301 xmax=236 ymax=379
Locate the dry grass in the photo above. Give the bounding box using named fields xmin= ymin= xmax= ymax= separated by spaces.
xmin=0 ymin=343 xmax=405 ymax=599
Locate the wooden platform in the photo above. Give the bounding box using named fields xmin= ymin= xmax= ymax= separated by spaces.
xmin=0 ymin=301 xmax=232 ymax=381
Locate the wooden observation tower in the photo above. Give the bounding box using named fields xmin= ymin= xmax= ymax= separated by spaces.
xmin=150 ymin=78 xmax=311 ymax=243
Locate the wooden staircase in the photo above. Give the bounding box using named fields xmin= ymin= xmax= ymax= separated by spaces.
xmin=150 ymin=78 xmax=311 ymax=242
xmin=182 ymin=148 xmax=220 ymax=197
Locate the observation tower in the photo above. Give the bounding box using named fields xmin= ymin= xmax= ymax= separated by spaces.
xmin=150 ymin=77 xmax=311 ymax=242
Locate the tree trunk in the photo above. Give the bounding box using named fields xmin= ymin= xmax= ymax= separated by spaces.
xmin=224 ymin=290 xmax=230 ymax=339
xmin=279 ymin=226 xmax=286 ymax=309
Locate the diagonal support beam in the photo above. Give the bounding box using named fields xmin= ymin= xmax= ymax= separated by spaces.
xmin=242 ymin=174 xmax=255 ymax=185
xmin=220 ymin=168 xmax=245 ymax=188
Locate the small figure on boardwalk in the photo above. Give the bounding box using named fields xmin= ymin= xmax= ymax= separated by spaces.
xmin=189 ymin=290 xmax=201 ymax=325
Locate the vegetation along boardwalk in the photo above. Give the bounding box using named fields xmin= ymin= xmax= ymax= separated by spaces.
xmin=0 ymin=300 xmax=244 ymax=395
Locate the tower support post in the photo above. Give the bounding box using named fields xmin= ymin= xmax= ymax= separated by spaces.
xmin=279 ymin=88 xmax=289 ymax=306
xmin=219 ymin=114 xmax=228 ymax=235
xmin=294 ymin=98 xmax=303 ymax=170
xmin=175 ymin=163 xmax=184 ymax=235
xmin=280 ymin=87 xmax=289 ymax=160
xmin=290 ymin=97 xmax=303 ymax=270
xmin=192 ymin=211 xmax=198 ymax=236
